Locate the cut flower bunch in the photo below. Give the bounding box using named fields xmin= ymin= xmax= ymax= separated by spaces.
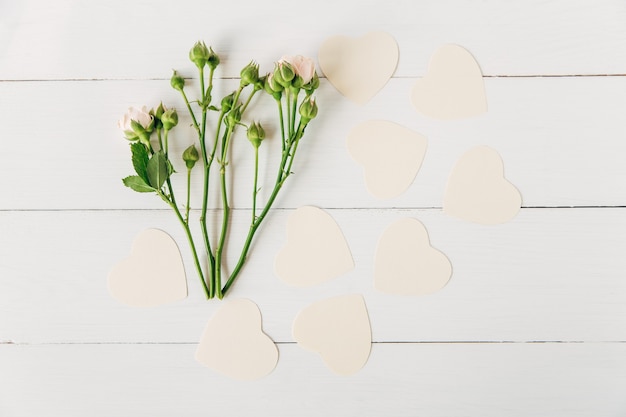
xmin=118 ymin=41 xmax=320 ymax=299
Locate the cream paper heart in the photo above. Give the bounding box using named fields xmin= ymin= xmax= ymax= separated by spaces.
xmin=275 ymin=206 xmax=353 ymax=287
xmin=444 ymin=146 xmax=522 ymax=224
xmin=319 ymin=31 xmax=398 ymax=104
xmin=347 ymin=120 xmax=428 ymax=199
xmin=411 ymin=44 xmax=487 ymax=119
xmin=195 ymin=299 xmax=278 ymax=381
xmin=375 ymin=218 xmax=452 ymax=296
xmin=293 ymin=294 xmax=371 ymax=375
xmin=107 ymin=229 xmax=187 ymax=307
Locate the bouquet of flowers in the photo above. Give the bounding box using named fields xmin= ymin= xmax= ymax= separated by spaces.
xmin=118 ymin=41 xmax=319 ymax=299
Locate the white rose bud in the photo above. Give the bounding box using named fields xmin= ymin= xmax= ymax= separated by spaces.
xmin=279 ymin=55 xmax=315 ymax=85
xmin=118 ymin=106 xmax=153 ymax=140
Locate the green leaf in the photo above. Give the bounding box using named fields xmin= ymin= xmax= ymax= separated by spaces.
xmin=122 ymin=176 xmax=155 ymax=193
xmin=130 ymin=143 xmax=149 ymax=183
xmin=146 ymin=151 xmax=169 ymax=189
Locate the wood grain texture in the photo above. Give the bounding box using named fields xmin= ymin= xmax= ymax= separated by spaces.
xmin=1 ymin=208 xmax=625 ymax=344
xmin=2 ymin=0 xmax=626 ymax=79
xmin=2 ymin=343 xmax=626 ymax=417
xmin=1 ymin=0 xmax=625 ymax=415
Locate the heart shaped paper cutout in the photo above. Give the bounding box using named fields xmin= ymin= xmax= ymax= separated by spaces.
xmin=411 ymin=44 xmax=487 ymax=119
xmin=108 ymin=229 xmax=187 ymax=307
xmin=444 ymin=146 xmax=522 ymax=224
xmin=275 ymin=206 xmax=354 ymax=287
xmin=319 ymin=31 xmax=398 ymax=104
xmin=195 ymin=299 xmax=278 ymax=381
xmin=293 ymin=294 xmax=371 ymax=375
xmin=347 ymin=120 xmax=428 ymax=199
xmin=375 ymin=218 xmax=452 ymax=295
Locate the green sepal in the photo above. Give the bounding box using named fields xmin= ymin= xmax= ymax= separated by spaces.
xmin=130 ymin=142 xmax=149 ymax=183
xmin=122 ymin=176 xmax=155 ymax=193
xmin=146 ymin=151 xmax=169 ymax=189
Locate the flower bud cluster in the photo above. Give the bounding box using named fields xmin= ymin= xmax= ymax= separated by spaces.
xmin=264 ymin=55 xmax=320 ymax=98
xmin=118 ymin=104 xmax=179 ymax=147
xmin=189 ymin=41 xmax=220 ymax=71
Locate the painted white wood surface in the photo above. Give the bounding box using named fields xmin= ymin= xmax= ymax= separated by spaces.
xmin=2 ymin=0 xmax=626 ymax=416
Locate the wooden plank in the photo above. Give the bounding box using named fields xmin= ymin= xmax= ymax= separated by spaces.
xmin=1 ymin=76 xmax=626 ymax=210
xmin=2 ymin=0 xmax=626 ymax=80
xmin=2 ymin=208 xmax=625 ymax=344
xmin=1 ymin=342 xmax=625 ymax=416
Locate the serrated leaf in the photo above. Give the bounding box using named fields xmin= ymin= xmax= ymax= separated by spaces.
xmin=122 ymin=176 xmax=155 ymax=193
xmin=130 ymin=143 xmax=149 ymax=183
xmin=147 ymin=151 xmax=168 ymax=189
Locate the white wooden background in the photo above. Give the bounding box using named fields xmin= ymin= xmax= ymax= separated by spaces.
xmin=2 ymin=0 xmax=626 ymax=415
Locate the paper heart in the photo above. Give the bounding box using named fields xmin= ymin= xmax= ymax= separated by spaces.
xmin=107 ymin=229 xmax=187 ymax=307
xmin=411 ymin=44 xmax=487 ymax=119
xmin=375 ymin=218 xmax=452 ymax=296
xmin=275 ymin=206 xmax=353 ymax=287
xmin=444 ymin=146 xmax=522 ymax=224
xmin=319 ymin=31 xmax=398 ymax=104
xmin=195 ymin=298 xmax=278 ymax=381
xmin=293 ymin=294 xmax=371 ymax=375
xmin=347 ymin=120 xmax=428 ymax=199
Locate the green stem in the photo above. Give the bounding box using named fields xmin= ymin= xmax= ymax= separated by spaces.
xmin=157 ymin=128 xmax=164 ymax=151
xmin=199 ymin=111 xmax=224 ymax=297
xmin=290 ymin=89 xmax=299 ymax=139
xmin=221 ymin=131 xmax=295 ymax=296
xmin=206 ymin=68 xmax=214 ymax=100
xmin=214 ymin=125 xmax=235 ymax=299
xmin=252 ymin=146 xmax=259 ymax=223
xmin=163 ymin=129 xmax=169 ymax=156
xmin=185 ymin=168 xmax=191 ymax=223
xmin=159 ymin=191 xmax=210 ymax=299
xmin=277 ymin=98 xmax=286 ymax=151
xmin=241 ymin=88 xmax=258 ymax=114
xmin=286 ymin=91 xmax=292 ymax=139
xmin=197 ymin=65 xmax=217 ymax=298
xmin=284 ymin=122 xmax=305 ymax=177
xmin=180 ymin=90 xmax=200 ymax=135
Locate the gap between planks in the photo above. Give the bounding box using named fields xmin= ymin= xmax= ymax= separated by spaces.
xmin=0 ymin=206 xmax=625 ymax=212
xmin=3 ymin=341 xmax=626 ymax=346
xmin=2 ymin=74 xmax=626 ymax=83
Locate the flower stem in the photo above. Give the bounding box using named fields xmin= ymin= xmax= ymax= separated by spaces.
xmin=221 ymin=123 xmax=298 ymax=295
xmin=185 ymin=168 xmax=191 ymax=223
xmin=197 ymin=65 xmax=217 ymax=297
xmin=290 ymin=90 xmax=298 ymax=137
xmin=180 ymin=90 xmax=200 ymax=135
xmin=159 ymin=191 xmax=210 ymax=299
xmin=277 ymin=98 xmax=286 ymax=151
xmin=252 ymin=146 xmax=259 ymax=223
xmin=157 ymin=128 xmax=164 ymax=151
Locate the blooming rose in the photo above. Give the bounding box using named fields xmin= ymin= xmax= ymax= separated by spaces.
xmin=279 ymin=55 xmax=315 ymax=84
xmin=117 ymin=106 xmax=153 ymax=132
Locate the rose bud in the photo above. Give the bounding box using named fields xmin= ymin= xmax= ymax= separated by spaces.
xmin=240 ymin=61 xmax=259 ymax=87
xmin=161 ymin=108 xmax=179 ymax=130
xmin=189 ymin=41 xmax=210 ymax=69
xmin=171 ymin=71 xmax=185 ymax=91
xmin=246 ymin=121 xmax=266 ymax=148
xmin=299 ymin=96 xmax=318 ymax=124
xmin=207 ymin=47 xmax=220 ymax=70
xmin=182 ymin=144 xmax=200 ymax=169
